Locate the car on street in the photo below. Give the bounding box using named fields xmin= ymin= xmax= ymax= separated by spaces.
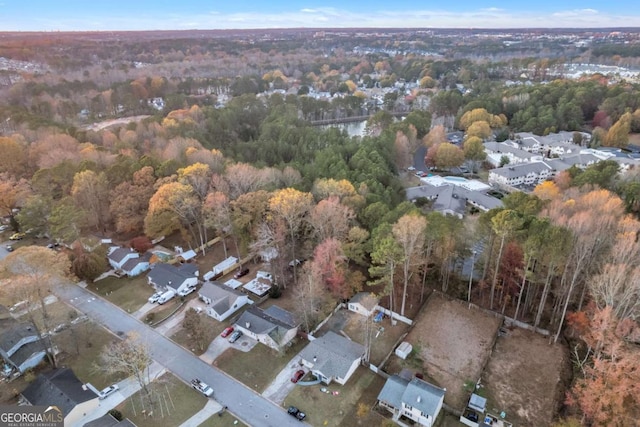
xmin=221 ymin=326 xmax=234 ymax=338
xmin=228 ymin=330 xmax=243 ymax=343
xmin=99 ymin=384 xmax=119 ymax=400
xmin=291 ymin=369 xmax=305 ymax=383
xmin=5 ymin=245 xmax=13 ymax=252
xmin=148 ymin=292 xmax=162 ymax=304
xmin=287 ymin=406 xmax=306 ymax=421
xmin=191 ymin=378 xmax=214 ymax=397
xmin=234 ymin=267 xmax=250 ymax=279
xmin=407 ymin=166 xmax=416 ymax=171
xmin=9 ymin=232 xmax=25 ymax=240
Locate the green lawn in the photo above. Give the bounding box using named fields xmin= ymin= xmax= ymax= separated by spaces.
xmin=284 ymin=367 xmax=386 ymax=427
xmin=171 ymin=315 xmax=227 ymax=355
xmin=215 ymin=338 xmax=307 ymax=393
xmin=88 ymin=275 xmax=151 ymax=313
xmin=145 ymin=299 xmax=182 ymax=326
xmin=197 ymin=412 xmax=247 ymax=427
xmin=116 ymin=373 xmax=207 ymax=427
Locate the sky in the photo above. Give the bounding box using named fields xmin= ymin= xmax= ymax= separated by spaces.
xmin=2 ymin=1 xmax=640 ymax=31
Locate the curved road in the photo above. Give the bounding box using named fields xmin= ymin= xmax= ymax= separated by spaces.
xmin=55 ymin=283 xmax=308 ymax=427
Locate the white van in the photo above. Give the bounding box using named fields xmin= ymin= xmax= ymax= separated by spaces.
xmin=157 ymin=290 xmax=176 ymax=305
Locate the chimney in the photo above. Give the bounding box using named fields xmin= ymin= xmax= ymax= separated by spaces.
xmin=313 ymin=356 xmax=317 ymax=363
xmin=245 ymin=322 xmax=251 ymax=329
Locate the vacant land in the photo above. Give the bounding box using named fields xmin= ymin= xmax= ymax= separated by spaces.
xmin=481 ymin=327 xmax=568 ymax=426
xmin=284 ymin=366 xmax=385 ymax=427
xmin=391 ymin=293 xmax=501 ymax=409
xmin=215 ymin=338 xmax=306 ymax=392
xmin=315 ymin=308 xmax=410 ymax=367
xmin=89 ymin=275 xmax=150 ymax=313
xmin=117 ymin=373 xmax=207 ymax=427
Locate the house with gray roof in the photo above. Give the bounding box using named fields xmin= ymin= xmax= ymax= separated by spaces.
xmin=107 ymin=247 xmax=150 ymax=277
xmin=234 ymin=305 xmax=298 ymax=350
xmin=20 ymin=368 xmax=99 ymax=426
xmin=147 ymin=263 xmax=199 ymax=294
xmin=299 ymin=331 xmax=364 ymax=385
xmin=377 ymin=374 xmax=446 ymax=427
xmin=0 ymin=317 xmax=47 ymax=374
xmin=348 ymin=292 xmax=379 ymax=317
xmin=198 ymin=281 xmax=250 ymax=321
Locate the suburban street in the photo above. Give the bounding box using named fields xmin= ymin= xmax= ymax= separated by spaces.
xmin=54 ymin=282 xmax=309 ymax=427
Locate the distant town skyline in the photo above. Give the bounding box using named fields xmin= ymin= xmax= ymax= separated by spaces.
xmin=2 ymin=1 xmax=640 ymax=31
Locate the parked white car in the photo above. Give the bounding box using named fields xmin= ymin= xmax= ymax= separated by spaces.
xmin=148 ymin=292 xmax=163 ymax=304
xmin=178 ymin=286 xmax=197 ymax=297
xmin=99 ymin=384 xmax=119 ymax=400
xmin=157 ymin=290 xmax=176 ymax=305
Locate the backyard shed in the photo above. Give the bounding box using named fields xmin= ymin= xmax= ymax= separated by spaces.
xmin=395 ymin=341 xmax=412 ymax=360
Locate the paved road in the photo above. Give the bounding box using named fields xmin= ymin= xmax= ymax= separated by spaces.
xmin=55 ymin=283 xmax=308 ymax=427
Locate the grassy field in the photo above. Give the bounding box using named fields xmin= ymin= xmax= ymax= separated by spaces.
xmin=284 ymin=366 xmax=386 ymax=427
xmin=116 ymin=373 xmax=207 ymax=427
xmin=197 ymin=411 xmax=248 ymax=427
xmin=88 ymin=275 xmax=151 ymax=313
xmin=215 ymin=338 xmax=307 ymax=393
xmin=171 ymin=314 xmax=227 ymax=355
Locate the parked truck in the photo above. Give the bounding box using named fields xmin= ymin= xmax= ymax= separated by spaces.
xmin=191 ymin=378 xmax=214 ymax=397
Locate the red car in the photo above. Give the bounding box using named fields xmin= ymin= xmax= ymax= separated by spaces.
xmin=221 ymin=327 xmax=234 ymax=338
xmin=291 ymin=369 xmax=305 ymax=383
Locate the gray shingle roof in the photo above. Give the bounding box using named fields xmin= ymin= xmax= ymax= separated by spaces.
xmin=121 ymin=252 xmax=151 ymax=272
xmin=147 ymin=263 xmax=198 ymax=290
xmin=199 ymin=282 xmax=245 ymax=316
xmin=404 ymin=377 xmax=446 ymax=418
xmin=263 ymin=305 xmax=298 ymax=326
xmin=22 ymin=368 xmax=98 ymax=417
xmin=484 ymin=141 xmax=537 ymax=159
xmin=9 ymin=339 xmax=46 ymax=368
xmin=349 ymin=292 xmax=379 ymax=311
xmin=236 ymin=305 xmax=297 ymax=342
xmin=377 ymin=374 xmax=409 ymax=408
xmin=0 ymin=318 xmax=39 ymax=354
xmin=299 ymin=331 xmax=364 ymax=380
xmin=490 ymin=162 xmax=552 ymax=178
xmin=108 ymin=247 xmax=137 ymax=263
xmin=377 ymin=375 xmax=446 ymax=419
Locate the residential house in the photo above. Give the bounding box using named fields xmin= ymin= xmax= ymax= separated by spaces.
xmin=348 ymin=292 xmax=379 ymax=317
xmin=107 ymin=247 xmax=151 ymax=277
xmin=147 ymin=263 xmax=199 ymax=295
xmin=84 ymin=413 xmax=137 ymax=427
xmin=377 ymin=375 xmax=446 ymax=427
xmin=198 ymin=281 xmax=250 ymax=321
xmin=299 ymin=331 xmax=364 ymax=385
xmin=488 ymin=162 xmax=553 ymax=187
xmin=20 ymin=368 xmax=100 ymax=426
xmin=0 ymin=314 xmax=47 ymax=374
xmin=234 ymin=305 xmax=298 ymax=350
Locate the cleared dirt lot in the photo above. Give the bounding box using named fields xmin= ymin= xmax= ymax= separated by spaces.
xmin=391 ymin=293 xmax=502 ymax=409
xmin=481 ymin=327 xmax=568 ymax=427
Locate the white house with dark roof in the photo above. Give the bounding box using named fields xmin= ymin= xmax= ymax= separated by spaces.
xmin=20 ymin=368 xmax=99 ymax=426
xmin=199 ymin=281 xmax=250 ymax=321
xmin=234 ymin=305 xmax=298 ymax=350
xmin=377 ymin=375 xmax=446 ymax=427
xmin=348 ymin=292 xmax=379 ymax=317
xmin=107 ymin=247 xmax=150 ymax=277
xmin=147 ymin=263 xmax=199 ymax=295
xmin=484 ymin=141 xmax=544 ymax=167
xmin=406 ymin=184 xmax=503 ymax=218
xmin=299 ymin=331 xmax=364 ymax=385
